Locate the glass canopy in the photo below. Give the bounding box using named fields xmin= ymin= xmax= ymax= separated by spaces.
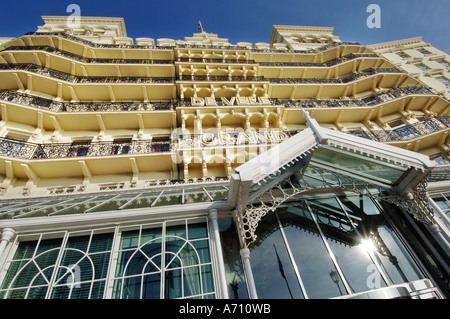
xmin=0 ymin=184 xmax=229 ymax=219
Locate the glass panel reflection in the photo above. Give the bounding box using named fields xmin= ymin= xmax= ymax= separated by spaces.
xmin=276 ymin=204 xmax=346 ymax=298
xmin=311 ymin=145 xmax=407 ymax=183
xmin=250 ymin=212 xmax=305 ymax=299
xmin=248 ymin=194 xmax=425 ymax=299
xmin=308 ymin=197 xmax=387 ymax=293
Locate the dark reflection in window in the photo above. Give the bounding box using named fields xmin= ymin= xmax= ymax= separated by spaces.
xmin=308 ymin=197 xmax=386 ymax=293
xmin=249 ymin=212 xmax=305 ymax=299
xmin=277 ymin=203 xmax=346 ymax=298
xmin=245 ymin=195 xmax=425 ymax=299
xmin=340 ymin=196 xmax=423 ymax=285
xmin=218 ymin=218 xmax=249 ymax=299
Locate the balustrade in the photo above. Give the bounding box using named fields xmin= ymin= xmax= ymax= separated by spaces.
xmin=2 ymin=45 xmax=173 ymax=64
xmin=0 ymin=63 xmax=174 ymax=84
xmin=347 ymin=116 xmax=450 ymax=142
xmin=0 ymin=85 xmax=437 ymax=113
xmin=0 ymin=138 xmax=171 ymax=159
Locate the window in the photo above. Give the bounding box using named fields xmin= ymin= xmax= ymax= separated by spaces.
xmin=440 ymin=60 xmax=450 ymax=68
xmin=67 ymin=139 xmax=91 ymax=157
xmin=151 ymin=136 xmax=171 ymax=152
xmin=113 ymin=220 xmax=215 ymax=299
xmin=111 ymin=138 xmax=132 ymax=155
xmin=436 ymin=76 xmax=450 ymax=86
xmin=0 ymin=231 xmax=114 ymax=299
xmin=418 ymin=48 xmax=432 ymax=55
xmin=431 ymin=154 xmax=450 ymax=166
xmin=387 ymin=118 xmax=420 ymax=140
xmin=416 ymin=63 xmax=431 ymax=72
xmin=432 ymin=197 xmax=450 ymax=218
xmin=0 ymin=219 xmax=216 ymax=299
xmin=397 ymin=51 xmax=410 ymax=59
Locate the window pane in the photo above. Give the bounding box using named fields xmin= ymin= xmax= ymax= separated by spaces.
xmin=308 ymin=197 xmax=387 ymax=293
xmin=340 ymin=195 xmax=424 ymax=284
xmin=371 ymin=225 xmax=423 ymax=284
xmin=1 ymin=233 xmax=113 ymax=299
xmin=276 ymin=203 xmax=346 ymax=298
xmin=311 ymin=146 xmax=407 ymax=183
xmin=250 ymin=211 xmax=305 ymax=299
xmin=188 ymin=222 xmax=208 ymax=239
xmin=114 ymin=220 xmax=214 ymax=299
xmin=218 ymin=217 xmax=249 ymax=299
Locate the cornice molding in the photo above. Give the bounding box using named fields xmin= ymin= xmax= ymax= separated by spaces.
xmin=368 ymin=37 xmax=424 ymax=50
xmin=40 ymin=15 xmax=128 ymax=37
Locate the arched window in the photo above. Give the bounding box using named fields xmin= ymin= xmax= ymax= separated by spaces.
xmin=113 ymin=220 xmax=215 ymax=299
xmin=0 ymin=232 xmax=113 ymax=299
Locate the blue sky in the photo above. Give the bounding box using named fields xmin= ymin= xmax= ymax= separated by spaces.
xmin=0 ymin=0 xmax=449 ymax=52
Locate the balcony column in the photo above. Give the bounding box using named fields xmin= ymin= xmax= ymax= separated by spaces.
xmin=427 ymin=194 xmax=450 ymax=241
xmin=0 ymin=228 xmax=15 ymax=260
xmin=209 ymin=209 xmax=229 ymax=299
xmin=232 ymin=209 xmax=258 ymax=299
xmin=404 ymin=192 xmax=450 ymax=258
xmin=240 ymin=248 xmax=258 ymax=299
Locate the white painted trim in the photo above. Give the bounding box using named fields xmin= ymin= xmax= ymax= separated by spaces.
xmin=0 ymin=200 xmax=230 ymax=234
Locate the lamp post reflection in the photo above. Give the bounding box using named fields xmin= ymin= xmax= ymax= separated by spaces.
xmin=274 ymin=244 xmax=294 ymax=299
xmin=329 ymin=270 xmax=343 ymax=295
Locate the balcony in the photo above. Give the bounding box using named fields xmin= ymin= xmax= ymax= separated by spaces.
xmin=0 ymin=89 xmax=176 ymax=112
xmin=268 ymin=67 xmax=405 ymax=84
xmin=259 ymin=53 xmax=379 ymax=68
xmin=23 ymin=32 xmax=174 ymax=50
xmin=177 ymin=74 xmax=266 ymax=82
xmin=0 ymin=63 xmax=175 ymax=84
xmin=177 ymin=57 xmax=256 ymax=64
xmin=271 ymin=86 xmax=435 ymax=109
xmin=0 ymin=137 xmax=171 ymax=160
xmin=251 ymin=41 xmax=360 ymax=54
xmin=1 ymin=46 xmax=174 ymax=64
xmin=347 ymin=116 xmax=450 ymax=142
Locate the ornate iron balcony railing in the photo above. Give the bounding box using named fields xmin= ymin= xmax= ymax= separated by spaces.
xmin=347 ymin=116 xmax=450 ymax=142
xmin=22 ymin=32 xmax=360 ymax=54
xmin=0 ymin=86 xmax=437 ymax=113
xmin=268 ymin=67 xmax=405 ymax=84
xmin=251 ymin=41 xmax=360 ymax=54
xmin=0 ymin=89 xmax=176 ymax=111
xmin=23 ymin=32 xmax=174 ymax=50
xmin=2 ymin=46 xmax=174 ymax=64
xmin=0 ymin=137 xmax=171 ymax=160
xmin=177 ymin=74 xmax=266 ymax=81
xmin=428 ymin=165 xmax=450 ymax=182
xmin=173 ymin=130 xmax=299 ymax=149
xmin=177 ymin=57 xmax=257 ymax=64
xmin=259 ymin=53 xmax=379 ymax=67
xmin=0 ymin=63 xmax=175 ymax=84
xmin=271 ymin=86 xmax=435 ymax=109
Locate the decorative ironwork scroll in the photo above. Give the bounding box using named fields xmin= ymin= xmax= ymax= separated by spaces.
xmin=235 ymin=163 xmax=434 ymax=248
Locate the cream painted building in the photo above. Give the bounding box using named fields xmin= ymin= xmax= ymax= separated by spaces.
xmin=369 ymin=37 xmax=450 ymax=101
xmin=0 ymin=16 xmax=448 ymax=300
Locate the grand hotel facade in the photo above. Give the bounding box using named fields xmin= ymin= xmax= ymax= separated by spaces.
xmin=0 ymin=16 xmax=448 ymax=300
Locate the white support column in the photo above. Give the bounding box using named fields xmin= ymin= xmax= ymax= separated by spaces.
xmin=240 ymin=248 xmax=258 ymax=299
xmin=427 ymin=194 xmax=450 ymax=230
xmin=426 ymin=224 xmax=450 ymax=258
xmin=0 ymin=228 xmax=15 ymax=260
xmin=209 ymin=209 xmax=229 ymax=299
